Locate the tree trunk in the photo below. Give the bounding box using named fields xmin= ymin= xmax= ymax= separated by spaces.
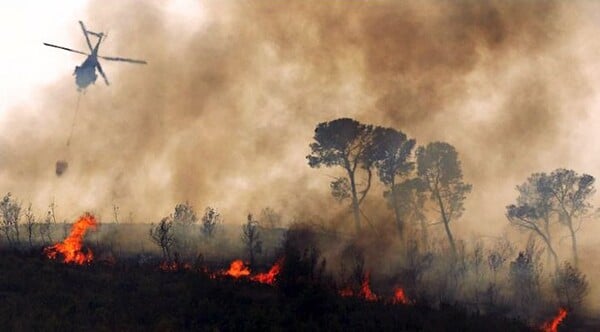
xmin=434 ymin=191 xmax=456 ymax=256
xmin=539 ymin=233 xmax=559 ymax=272
xmin=348 ymin=170 xmax=361 ymax=233
xmin=390 ymin=184 xmax=404 ymax=238
xmin=569 ymin=224 xmax=578 ymax=268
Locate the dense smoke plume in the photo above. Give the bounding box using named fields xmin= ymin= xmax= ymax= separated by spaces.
xmin=1 ymin=0 xmax=600 ymax=268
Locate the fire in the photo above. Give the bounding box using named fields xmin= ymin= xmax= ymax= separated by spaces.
xmin=540 ymin=308 xmax=567 ymax=332
xmin=43 ymin=213 xmax=97 ymax=265
xmin=224 ymin=259 xmax=251 ymax=278
xmin=251 ymin=258 xmax=283 ymax=285
xmin=392 ymin=287 xmax=410 ymax=305
xmin=340 ymin=272 xmax=378 ymax=301
xmin=360 ymin=272 xmax=378 ymax=301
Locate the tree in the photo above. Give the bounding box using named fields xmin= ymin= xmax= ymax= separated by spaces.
xmin=506 ymin=173 xmax=559 ymax=269
xmin=0 ymin=193 xmax=21 ymax=246
xmin=508 ymin=241 xmax=544 ymax=317
xmin=24 ymin=204 xmax=35 ymax=248
xmin=416 ymin=142 xmax=471 ymax=255
xmin=39 ymin=210 xmax=53 ymax=245
xmin=307 ymin=118 xmax=380 ymax=233
xmin=201 ymin=207 xmax=221 ymax=238
xmin=384 ymin=178 xmax=427 ymax=245
xmin=542 ymin=169 xmax=595 ymax=267
xmin=172 ymin=202 xmax=198 ymax=257
xmin=150 ymin=217 xmax=175 ymax=261
xmin=373 ymin=126 xmax=416 ymax=237
xmin=552 ymin=262 xmax=589 ymax=311
xmin=241 ymin=214 xmax=262 ymax=266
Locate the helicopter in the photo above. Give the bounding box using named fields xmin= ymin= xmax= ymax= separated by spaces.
xmin=43 ymin=21 xmax=147 ymax=91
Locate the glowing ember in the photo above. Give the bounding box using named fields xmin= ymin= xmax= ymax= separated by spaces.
xmin=43 ymin=213 xmax=97 ymax=265
xmin=251 ymin=258 xmax=283 ymax=285
xmin=158 ymin=259 xmax=193 ymax=272
xmin=392 ymin=287 xmax=410 ymax=305
xmin=224 ymin=259 xmax=251 ymax=278
xmin=339 ymin=287 xmax=354 ymax=297
xmin=540 ymin=308 xmax=567 ymax=332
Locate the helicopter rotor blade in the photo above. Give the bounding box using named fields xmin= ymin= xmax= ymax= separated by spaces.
xmin=43 ymin=43 xmax=89 ymax=56
xmin=96 ymin=62 xmax=110 ymax=86
xmin=99 ymin=56 xmax=147 ymax=65
xmin=79 ymin=21 xmax=94 ymax=52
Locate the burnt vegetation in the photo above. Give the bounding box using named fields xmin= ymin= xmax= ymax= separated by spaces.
xmin=0 ymin=117 xmax=597 ymax=331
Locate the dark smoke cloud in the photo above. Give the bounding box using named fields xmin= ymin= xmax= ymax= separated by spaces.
xmin=0 ymin=0 xmax=597 ymax=248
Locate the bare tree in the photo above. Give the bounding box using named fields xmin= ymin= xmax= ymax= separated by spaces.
xmin=0 ymin=193 xmax=22 ymax=247
xmin=150 ymin=217 xmax=175 ymax=261
xmin=201 ymin=207 xmax=221 ymax=238
xmin=39 ymin=210 xmax=53 ymax=245
xmin=24 ymin=204 xmax=35 ymax=248
xmin=241 ymin=214 xmax=262 ymax=266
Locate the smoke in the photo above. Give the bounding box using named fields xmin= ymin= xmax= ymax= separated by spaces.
xmin=1 ymin=0 xmax=600 ymax=270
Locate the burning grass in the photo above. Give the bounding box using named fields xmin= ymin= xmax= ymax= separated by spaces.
xmin=540 ymin=308 xmax=567 ymax=332
xmin=0 ymin=250 xmax=534 ymax=331
xmin=43 ymin=213 xmax=97 ymax=265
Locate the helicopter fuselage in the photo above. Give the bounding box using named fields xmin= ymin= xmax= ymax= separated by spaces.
xmin=74 ymin=55 xmax=98 ymax=90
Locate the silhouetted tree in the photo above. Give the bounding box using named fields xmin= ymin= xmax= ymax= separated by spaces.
xmin=201 ymin=207 xmax=221 ymax=238
xmin=506 ymin=173 xmax=559 ymax=269
xmin=241 ymin=214 xmax=262 ymax=266
xmin=0 ymin=193 xmax=21 ymax=246
xmin=552 ymin=262 xmax=589 ymax=311
xmin=416 ymin=142 xmax=471 ymax=255
xmin=172 ymin=202 xmax=198 ymax=257
xmin=307 ymin=118 xmax=380 ymax=233
xmin=508 ymin=241 xmax=544 ymax=318
xmin=150 ymin=217 xmax=175 ymax=261
xmin=24 ymin=204 xmax=35 ymax=248
xmin=542 ymin=169 xmax=594 ymax=267
xmin=372 ymin=126 xmax=416 ymax=237
xmin=385 ymin=178 xmax=428 ymax=245
xmin=279 ymin=224 xmax=326 ymax=295
xmin=39 ymin=210 xmax=53 ymax=245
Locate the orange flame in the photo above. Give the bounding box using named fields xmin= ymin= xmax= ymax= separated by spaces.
xmin=43 ymin=213 xmax=97 ymax=265
xmin=339 ymin=272 xmax=378 ymax=301
xmin=540 ymin=308 xmax=567 ymax=332
xmin=224 ymin=259 xmax=251 ymax=278
xmin=251 ymin=258 xmax=283 ymax=285
xmin=392 ymin=287 xmax=410 ymax=305
xmin=360 ymin=272 xmax=378 ymax=301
